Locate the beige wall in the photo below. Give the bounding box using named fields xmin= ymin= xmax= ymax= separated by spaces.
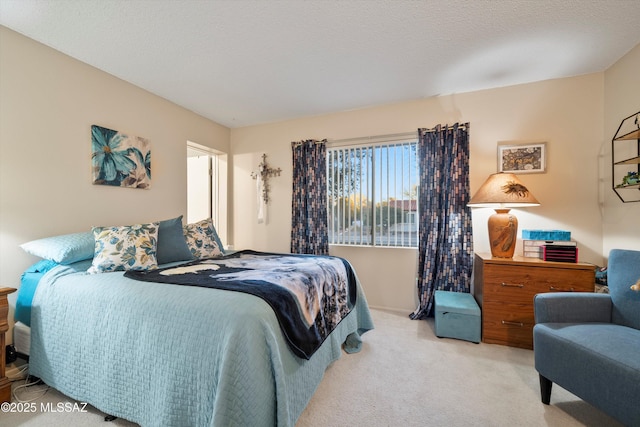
xmin=0 ymin=28 xmax=230 ymax=310
xmin=2 ymin=24 xmax=637 ymax=317
xmin=603 ymin=44 xmax=640 ymax=256
xmin=231 ymin=74 xmax=609 ymax=312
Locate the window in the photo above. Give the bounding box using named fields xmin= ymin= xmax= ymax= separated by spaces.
xmin=327 ymin=135 xmax=418 ymax=247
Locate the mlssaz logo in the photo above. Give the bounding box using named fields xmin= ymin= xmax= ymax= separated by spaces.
xmin=40 ymin=402 xmax=89 ymax=413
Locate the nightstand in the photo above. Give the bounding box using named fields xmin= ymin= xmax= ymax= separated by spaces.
xmin=1 ymin=287 xmax=17 ymax=403
xmin=473 ymin=254 xmax=595 ymax=349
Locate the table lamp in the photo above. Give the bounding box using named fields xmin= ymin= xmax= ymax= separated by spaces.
xmin=468 ymin=172 xmax=540 ymax=258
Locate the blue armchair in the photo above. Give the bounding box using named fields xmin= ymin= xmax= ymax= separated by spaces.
xmin=533 ymin=249 xmax=640 ymax=426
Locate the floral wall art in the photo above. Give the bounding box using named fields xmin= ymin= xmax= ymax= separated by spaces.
xmin=91 ymin=124 xmax=151 ymax=189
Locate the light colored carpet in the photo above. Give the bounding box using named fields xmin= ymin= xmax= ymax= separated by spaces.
xmin=297 ymin=309 xmax=622 ymax=427
xmin=4 ymin=309 xmax=622 ymax=426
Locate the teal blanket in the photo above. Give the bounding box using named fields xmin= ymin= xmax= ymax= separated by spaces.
xmin=30 ymin=259 xmax=374 ymax=427
xmin=125 ymin=250 xmax=357 ymax=359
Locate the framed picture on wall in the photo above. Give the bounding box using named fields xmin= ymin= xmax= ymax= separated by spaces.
xmin=91 ymin=124 xmax=151 ymax=189
xmin=498 ymin=142 xmax=546 ymax=174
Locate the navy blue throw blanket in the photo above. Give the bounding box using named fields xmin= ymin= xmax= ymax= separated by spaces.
xmin=125 ymin=250 xmax=357 ymax=359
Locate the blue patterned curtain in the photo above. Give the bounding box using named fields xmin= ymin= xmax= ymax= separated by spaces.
xmin=410 ymin=124 xmax=473 ymax=319
xmin=291 ymin=139 xmax=329 ymax=255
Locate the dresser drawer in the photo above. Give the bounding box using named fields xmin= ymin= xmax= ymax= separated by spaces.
xmin=482 ymin=279 xmax=542 ymax=305
xmin=482 ymin=302 xmax=535 ymax=349
xmin=483 ymin=265 xmax=593 ymax=304
xmin=483 ymin=264 xmax=593 ymax=289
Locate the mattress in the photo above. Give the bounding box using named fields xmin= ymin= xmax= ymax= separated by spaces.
xmin=13 ymin=321 xmax=31 ymax=356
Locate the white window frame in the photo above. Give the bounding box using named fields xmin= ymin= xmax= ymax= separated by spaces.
xmin=327 ymin=132 xmax=418 ymax=248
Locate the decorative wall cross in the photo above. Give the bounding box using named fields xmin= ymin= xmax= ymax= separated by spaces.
xmin=251 ymin=153 xmax=281 ymax=204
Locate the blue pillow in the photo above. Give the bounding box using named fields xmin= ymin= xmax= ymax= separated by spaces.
xmin=20 ymin=231 xmax=95 ymax=264
xmin=157 ymin=216 xmax=194 ymax=265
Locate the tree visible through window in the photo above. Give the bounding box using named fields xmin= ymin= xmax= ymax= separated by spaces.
xmin=327 ymin=139 xmax=418 ymax=247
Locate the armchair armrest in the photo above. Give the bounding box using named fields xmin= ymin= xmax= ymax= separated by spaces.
xmin=534 ymin=292 xmax=612 ymax=324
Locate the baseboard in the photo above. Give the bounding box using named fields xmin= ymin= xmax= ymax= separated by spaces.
xmin=368 ymin=305 xmax=413 ymax=315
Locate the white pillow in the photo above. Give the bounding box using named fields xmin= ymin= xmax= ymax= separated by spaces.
xmin=87 ymin=223 xmax=159 ymax=274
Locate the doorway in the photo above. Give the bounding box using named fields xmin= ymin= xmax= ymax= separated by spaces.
xmin=186 ymin=141 xmax=227 ymax=245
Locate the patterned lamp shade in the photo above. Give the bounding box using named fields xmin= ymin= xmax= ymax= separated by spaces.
xmin=468 ymin=173 xmax=540 ymax=258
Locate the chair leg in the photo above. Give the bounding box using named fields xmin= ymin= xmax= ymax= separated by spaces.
xmin=539 ymin=374 xmax=552 ymax=404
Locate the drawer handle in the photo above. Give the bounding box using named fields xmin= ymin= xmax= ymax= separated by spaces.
xmin=501 ymin=282 xmax=524 ymax=288
xmin=549 ymin=286 xmax=575 ymax=292
xmin=501 ymin=320 xmax=524 ymax=327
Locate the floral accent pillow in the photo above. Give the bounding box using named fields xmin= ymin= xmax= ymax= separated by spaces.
xmin=183 ymin=218 xmax=224 ymax=260
xmin=87 ymin=223 xmax=159 ymax=274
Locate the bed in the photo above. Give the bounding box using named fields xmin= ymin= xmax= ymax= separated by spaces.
xmin=15 ymin=218 xmax=374 ymax=426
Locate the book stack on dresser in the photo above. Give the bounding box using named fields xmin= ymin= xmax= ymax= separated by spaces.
xmin=521 ymin=229 xmax=578 ymax=263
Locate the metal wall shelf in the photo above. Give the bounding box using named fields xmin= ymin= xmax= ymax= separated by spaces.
xmin=612 ymin=111 xmax=640 ymax=203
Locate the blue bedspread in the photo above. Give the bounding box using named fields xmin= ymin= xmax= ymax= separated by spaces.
xmin=125 ymin=250 xmax=357 ymax=359
xmin=29 ymin=257 xmax=374 ymax=427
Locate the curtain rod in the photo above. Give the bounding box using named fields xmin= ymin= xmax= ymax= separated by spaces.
xmin=294 ymin=123 xmax=469 ymax=148
xmin=291 ymin=138 xmax=327 ymax=147
xmin=330 ymin=123 xmax=469 ymax=143
xmin=419 ymin=122 xmax=470 ymax=133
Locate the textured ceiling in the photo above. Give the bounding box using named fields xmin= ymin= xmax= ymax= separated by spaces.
xmin=1 ymin=0 xmax=639 ymax=128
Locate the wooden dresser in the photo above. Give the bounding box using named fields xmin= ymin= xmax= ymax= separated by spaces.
xmin=473 ymin=253 xmax=595 ymax=349
xmin=1 ymin=287 xmax=17 ymax=403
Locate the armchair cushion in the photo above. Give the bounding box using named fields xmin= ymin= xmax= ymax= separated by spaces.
xmin=535 ymin=323 xmax=640 ymax=372
xmin=534 ymin=323 xmax=640 ymax=425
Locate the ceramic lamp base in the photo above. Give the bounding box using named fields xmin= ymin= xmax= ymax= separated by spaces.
xmin=488 ymin=208 xmax=517 ymax=258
